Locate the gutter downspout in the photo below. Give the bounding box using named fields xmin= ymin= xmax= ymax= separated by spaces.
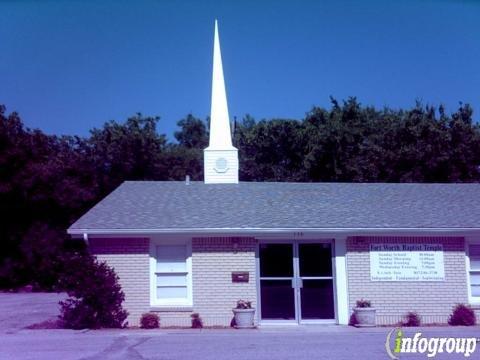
xmin=83 ymin=233 xmax=89 ymax=246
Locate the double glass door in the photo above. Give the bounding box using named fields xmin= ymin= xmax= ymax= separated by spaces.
xmin=259 ymin=241 xmax=335 ymax=323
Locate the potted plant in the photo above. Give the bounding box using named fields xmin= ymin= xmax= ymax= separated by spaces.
xmin=232 ymin=300 xmax=255 ymax=328
xmin=353 ymin=299 xmax=376 ymax=327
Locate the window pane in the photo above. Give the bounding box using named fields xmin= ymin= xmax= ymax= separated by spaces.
xmin=470 ymin=273 xmax=480 ymax=286
xmin=260 ymin=280 xmax=295 ymax=320
xmin=300 ymin=279 xmax=335 ymax=319
xmin=260 ymin=244 xmax=293 ymax=277
xmin=299 ymin=243 xmax=332 ymax=277
xmin=470 ymin=258 xmax=480 ymax=271
xmin=157 ymin=286 xmax=187 ymax=299
xmin=156 ymin=274 xmax=187 ymax=287
xmin=471 ymin=285 xmax=480 ymax=297
xmin=469 ymin=245 xmax=480 ymax=271
xmin=469 ymin=245 xmax=480 ymax=256
xmin=156 ymin=245 xmax=187 ymax=272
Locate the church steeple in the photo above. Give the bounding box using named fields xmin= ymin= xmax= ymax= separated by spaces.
xmin=208 ymin=20 xmax=234 ymax=150
xmin=204 ymin=20 xmax=239 ymax=184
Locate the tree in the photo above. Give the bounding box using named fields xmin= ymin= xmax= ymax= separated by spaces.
xmin=1 ymin=100 xmax=480 ymax=291
xmin=89 ymin=113 xmax=168 ymax=193
xmin=174 ymin=114 xmax=208 ymax=149
xmin=235 ymin=116 xmax=307 ymax=181
xmin=304 ymin=97 xmax=380 ymax=181
xmin=164 ymin=115 xmax=209 ymax=181
xmin=0 ymin=106 xmax=95 ymax=288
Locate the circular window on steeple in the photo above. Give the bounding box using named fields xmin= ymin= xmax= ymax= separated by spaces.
xmin=214 ymin=157 xmax=228 ymax=173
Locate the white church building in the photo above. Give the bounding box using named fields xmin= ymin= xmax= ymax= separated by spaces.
xmin=68 ymin=21 xmax=480 ymax=327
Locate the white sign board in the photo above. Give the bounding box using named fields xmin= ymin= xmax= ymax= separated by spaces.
xmin=370 ymin=244 xmax=444 ymax=281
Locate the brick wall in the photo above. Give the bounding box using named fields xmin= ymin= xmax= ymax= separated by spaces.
xmin=89 ymin=236 xmax=257 ymax=327
xmin=192 ymin=237 xmax=258 ymax=326
xmin=346 ymin=236 xmax=468 ymax=325
xmin=89 ymin=238 xmax=150 ymax=326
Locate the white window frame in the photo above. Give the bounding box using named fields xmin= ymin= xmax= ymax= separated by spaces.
xmin=465 ymin=238 xmax=480 ymax=305
xmin=149 ymin=238 xmax=193 ymax=307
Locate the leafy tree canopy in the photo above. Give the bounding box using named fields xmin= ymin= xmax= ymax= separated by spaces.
xmin=0 ymin=99 xmax=479 ymax=290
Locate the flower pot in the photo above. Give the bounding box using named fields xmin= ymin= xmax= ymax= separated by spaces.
xmin=353 ymin=307 xmax=376 ymax=327
xmin=232 ymin=308 xmax=255 ymax=329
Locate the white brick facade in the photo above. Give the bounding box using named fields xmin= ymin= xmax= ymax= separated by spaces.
xmin=89 ymin=238 xmax=150 ymax=326
xmin=89 ymin=235 xmax=477 ymax=327
xmin=346 ymin=236 xmax=469 ymax=325
xmin=192 ymin=237 xmax=257 ymax=326
xmin=90 ymin=236 xmax=257 ymax=327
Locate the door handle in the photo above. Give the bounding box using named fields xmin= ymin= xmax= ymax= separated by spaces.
xmin=291 ymin=278 xmax=303 ymax=289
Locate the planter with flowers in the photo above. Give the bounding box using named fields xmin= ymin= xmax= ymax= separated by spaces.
xmin=353 ymin=299 xmax=376 ymax=327
xmin=232 ymin=300 xmax=255 ymax=329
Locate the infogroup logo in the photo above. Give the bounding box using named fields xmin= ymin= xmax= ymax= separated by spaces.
xmin=385 ymin=328 xmax=478 ymax=359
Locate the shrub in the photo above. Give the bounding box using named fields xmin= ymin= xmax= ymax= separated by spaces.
xmin=235 ymin=300 xmax=252 ymax=309
xmin=355 ymin=299 xmax=371 ymax=308
xmin=448 ymin=304 xmax=476 ymax=326
xmin=348 ymin=313 xmax=358 ymax=326
xmin=402 ymin=312 xmax=421 ymax=327
xmin=58 ymin=254 xmax=128 ymax=329
xmin=191 ymin=313 xmax=203 ymax=328
xmin=140 ymin=313 xmax=159 ymax=329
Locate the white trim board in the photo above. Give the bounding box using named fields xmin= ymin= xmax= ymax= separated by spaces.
xmin=334 ymin=237 xmax=349 ymax=325
xmin=70 ymin=227 xmax=480 ymax=237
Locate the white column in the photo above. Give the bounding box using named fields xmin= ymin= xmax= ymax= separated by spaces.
xmin=335 ymin=236 xmax=349 ymax=325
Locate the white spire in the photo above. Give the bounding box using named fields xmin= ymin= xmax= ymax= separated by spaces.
xmin=204 ymin=20 xmax=239 ymax=184
xmin=208 ymin=19 xmax=234 ymax=150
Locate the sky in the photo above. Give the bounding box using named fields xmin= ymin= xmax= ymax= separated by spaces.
xmin=1 ymin=0 xmax=479 ymax=138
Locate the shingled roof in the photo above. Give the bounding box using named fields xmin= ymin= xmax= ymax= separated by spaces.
xmin=67 ymin=181 xmax=480 ymax=235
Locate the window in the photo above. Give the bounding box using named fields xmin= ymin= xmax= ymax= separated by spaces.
xmin=150 ymin=240 xmax=192 ymax=306
xmin=467 ymin=243 xmax=480 ymax=303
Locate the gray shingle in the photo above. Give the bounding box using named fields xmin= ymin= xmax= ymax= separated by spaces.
xmin=68 ymin=181 xmax=480 ymax=232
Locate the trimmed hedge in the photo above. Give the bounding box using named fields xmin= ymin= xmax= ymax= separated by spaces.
xmin=140 ymin=313 xmax=160 ymax=329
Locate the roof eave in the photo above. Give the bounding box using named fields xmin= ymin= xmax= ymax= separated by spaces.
xmin=67 ymin=227 xmax=480 ymax=238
